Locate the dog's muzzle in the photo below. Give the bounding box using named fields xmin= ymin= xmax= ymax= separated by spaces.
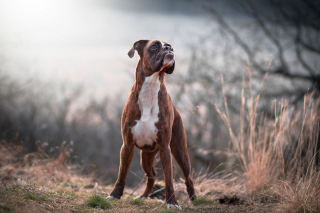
xmin=163 ymin=51 xmax=174 ymax=65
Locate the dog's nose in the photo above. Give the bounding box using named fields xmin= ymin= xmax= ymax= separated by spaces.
xmin=164 ymin=46 xmax=173 ymax=51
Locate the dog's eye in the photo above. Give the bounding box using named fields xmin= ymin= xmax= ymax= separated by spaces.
xmin=151 ymin=45 xmax=157 ymax=50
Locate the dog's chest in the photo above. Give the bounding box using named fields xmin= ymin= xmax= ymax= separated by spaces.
xmin=131 ymin=73 xmax=160 ymax=147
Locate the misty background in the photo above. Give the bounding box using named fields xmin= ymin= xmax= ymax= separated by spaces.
xmin=0 ymin=0 xmax=211 ymax=99
xmin=0 ymin=0 xmax=319 ymax=186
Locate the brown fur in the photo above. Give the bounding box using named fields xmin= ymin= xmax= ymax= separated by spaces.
xmin=109 ymin=40 xmax=196 ymax=206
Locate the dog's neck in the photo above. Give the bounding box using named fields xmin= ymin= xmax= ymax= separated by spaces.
xmin=134 ymin=59 xmax=166 ymax=90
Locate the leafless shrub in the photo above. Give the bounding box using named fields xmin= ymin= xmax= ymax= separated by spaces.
xmin=0 ymin=71 xmax=140 ymax=185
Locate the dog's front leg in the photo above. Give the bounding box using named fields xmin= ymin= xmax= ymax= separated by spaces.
xmin=108 ymin=143 xmax=134 ymax=199
xmin=159 ymin=145 xmax=181 ymax=210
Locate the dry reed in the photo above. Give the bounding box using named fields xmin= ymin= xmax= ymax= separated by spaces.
xmin=214 ymin=63 xmax=320 ymax=211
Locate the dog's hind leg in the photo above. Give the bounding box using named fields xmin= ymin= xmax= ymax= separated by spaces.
xmin=170 ymin=139 xmax=197 ymax=201
xmin=170 ymin=114 xmax=197 ymax=201
xmin=135 ymin=149 xmax=159 ymax=200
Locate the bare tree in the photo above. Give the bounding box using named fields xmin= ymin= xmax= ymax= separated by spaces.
xmin=179 ymin=0 xmax=320 ymax=167
xmin=200 ymin=0 xmax=319 ymax=101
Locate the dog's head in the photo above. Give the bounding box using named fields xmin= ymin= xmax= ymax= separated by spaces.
xmin=128 ymin=39 xmax=175 ymax=75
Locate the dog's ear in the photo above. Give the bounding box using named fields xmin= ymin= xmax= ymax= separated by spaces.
xmin=128 ymin=46 xmax=135 ymax=58
xmin=128 ymin=40 xmax=149 ymax=58
xmin=165 ymin=62 xmax=175 ymax=74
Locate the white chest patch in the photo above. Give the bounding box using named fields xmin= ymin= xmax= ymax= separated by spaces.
xmin=131 ymin=73 xmax=160 ymax=147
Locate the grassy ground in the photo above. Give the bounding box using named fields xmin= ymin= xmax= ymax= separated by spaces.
xmin=1 ymin=70 xmax=319 ymax=212
xmin=0 ymin=180 xmax=275 ymax=213
xmin=0 ymin=139 xmax=277 ymax=213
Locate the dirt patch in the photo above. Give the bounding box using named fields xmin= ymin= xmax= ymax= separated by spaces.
xmin=218 ymin=195 xmax=244 ymax=205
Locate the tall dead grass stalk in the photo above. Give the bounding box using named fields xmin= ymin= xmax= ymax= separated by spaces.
xmin=215 ymin=63 xmax=320 ymax=212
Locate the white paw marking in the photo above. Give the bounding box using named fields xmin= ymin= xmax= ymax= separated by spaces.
xmin=131 ymin=73 xmax=160 ymax=148
xmin=134 ymin=196 xmax=148 ymax=200
xmin=105 ymin=195 xmax=119 ymax=200
xmin=167 ymin=204 xmax=182 ymax=210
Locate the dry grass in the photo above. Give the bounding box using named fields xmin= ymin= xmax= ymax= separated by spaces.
xmin=0 ymin=139 xmax=272 ymax=212
xmin=273 ymin=173 xmax=320 ymax=213
xmin=0 ymin=139 xmax=91 ymax=187
xmin=214 ymin=63 xmax=320 ymax=212
xmin=0 ymin=63 xmax=319 ymax=212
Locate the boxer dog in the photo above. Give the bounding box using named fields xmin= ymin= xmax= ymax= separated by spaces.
xmin=106 ymin=40 xmax=196 ymax=210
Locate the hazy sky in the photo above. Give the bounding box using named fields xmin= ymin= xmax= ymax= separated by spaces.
xmin=0 ymin=0 xmax=218 ymax=99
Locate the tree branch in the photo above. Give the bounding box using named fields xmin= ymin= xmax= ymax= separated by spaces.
xmin=246 ymin=0 xmax=288 ymax=70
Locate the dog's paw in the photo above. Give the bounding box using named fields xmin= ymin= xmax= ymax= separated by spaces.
xmin=167 ymin=204 xmax=182 ymax=210
xmin=134 ymin=196 xmax=148 ymax=200
xmin=190 ymin=194 xmax=197 ymax=201
xmin=188 ymin=194 xmax=197 ymax=202
xmin=105 ymin=195 xmax=119 ymax=200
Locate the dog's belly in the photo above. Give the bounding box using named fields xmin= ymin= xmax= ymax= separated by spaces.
xmin=131 ymin=73 xmax=160 ymax=148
